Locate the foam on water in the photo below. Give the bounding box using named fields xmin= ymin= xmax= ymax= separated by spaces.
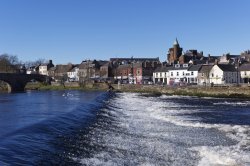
xmin=150 ymin=94 xmax=250 ymax=166
xmin=73 ymin=93 xmax=250 ymax=166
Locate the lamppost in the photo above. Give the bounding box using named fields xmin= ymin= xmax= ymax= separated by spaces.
xmin=235 ymin=58 xmax=239 ymax=86
xmin=130 ymin=56 xmax=134 ymax=84
xmin=235 ymin=66 xmax=240 ymax=86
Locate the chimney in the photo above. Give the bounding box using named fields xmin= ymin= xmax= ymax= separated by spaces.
xmin=215 ymin=59 xmax=219 ymax=65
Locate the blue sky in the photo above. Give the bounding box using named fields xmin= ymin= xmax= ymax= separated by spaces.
xmin=0 ymin=0 xmax=249 ymax=64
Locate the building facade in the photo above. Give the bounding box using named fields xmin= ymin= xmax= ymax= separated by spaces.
xmin=167 ymin=38 xmax=183 ymax=64
xmin=209 ymin=64 xmax=239 ymax=84
xmin=39 ymin=60 xmax=54 ymax=76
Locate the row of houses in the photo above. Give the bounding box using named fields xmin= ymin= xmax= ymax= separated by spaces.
xmin=25 ymin=58 xmax=161 ymax=84
xmin=153 ymin=63 xmax=247 ymax=86
xmin=23 ymin=39 xmax=250 ymax=85
xmin=25 ymin=56 xmax=250 ymax=86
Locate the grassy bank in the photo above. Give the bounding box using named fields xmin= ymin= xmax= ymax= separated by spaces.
xmin=113 ymin=84 xmax=250 ymax=98
xmin=2 ymin=82 xmax=250 ymax=99
xmin=25 ymin=82 xmax=109 ymax=91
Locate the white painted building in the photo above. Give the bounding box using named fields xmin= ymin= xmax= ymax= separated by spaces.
xmin=153 ymin=64 xmax=202 ymax=85
xmin=209 ymin=64 xmax=239 ymax=84
xmin=239 ymin=63 xmax=250 ymax=83
xmin=186 ymin=65 xmax=202 ymax=84
xmin=167 ymin=64 xmax=190 ymax=85
xmin=39 ymin=60 xmax=54 ymax=76
xmin=153 ymin=66 xmax=170 ymax=84
xmin=67 ymin=67 xmax=79 ymax=82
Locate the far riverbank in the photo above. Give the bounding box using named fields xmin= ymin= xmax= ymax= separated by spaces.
xmin=2 ymin=82 xmax=250 ymax=98
xmin=114 ymin=84 xmax=250 ymax=98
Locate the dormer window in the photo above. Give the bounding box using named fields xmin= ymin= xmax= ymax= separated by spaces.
xmin=175 ymin=64 xmax=180 ymax=68
xmin=183 ymin=64 xmax=189 ymax=68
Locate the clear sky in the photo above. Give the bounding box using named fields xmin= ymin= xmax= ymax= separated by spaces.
xmin=0 ymin=0 xmax=249 ymax=64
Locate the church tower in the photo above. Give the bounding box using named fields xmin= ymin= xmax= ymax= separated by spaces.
xmin=167 ymin=38 xmax=183 ymax=64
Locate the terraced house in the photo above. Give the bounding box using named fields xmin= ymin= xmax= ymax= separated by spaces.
xmin=153 ymin=64 xmax=201 ymax=85
xmin=209 ymin=64 xmax=240 ymax=84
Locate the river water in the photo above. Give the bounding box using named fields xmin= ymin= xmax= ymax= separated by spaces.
xmin=0 ymin=90 xmax=250 ymax=166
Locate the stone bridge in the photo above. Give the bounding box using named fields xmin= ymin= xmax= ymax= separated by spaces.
xmin=0 ymin=73 xmax=51 ymax=92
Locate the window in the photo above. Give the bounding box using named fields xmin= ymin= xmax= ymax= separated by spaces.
xmin=183 ymin=72 xmax=184 ymax=76
xmin=191 ymin=72 xmax=194 ymax=75
xmin=211 ymin=73 xmax=214 ymax=77
xmin=175 ymin=64 xmax=180 ymax=68
xmin=177 ymin=72 xmax=179 ymax=76
xmin=171 ymin=72 xmax=173 ymax=76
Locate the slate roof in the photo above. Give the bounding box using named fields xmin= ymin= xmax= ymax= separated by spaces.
xmin=48 ymin=67 xmax=56 ymax=71
xmin=199 ymin=65 xmax=213 ymax=73
xmin=154 ymin=66 xmax=172 ymax=72
xmin=239 ymin=63 xmax=250 ymax=71
xmin=110 ymin=57 xmax=159 ymax=62
xmin=188 ymin=64 xmax=202 ymax=71
xmin=55 ymin=64 xmax=74 ymax=73
xmin=168 ymin=65 xmax=189 ymax=71
xmin=217 ymin=64 xmax=237 ymax=72
xmin=69 ymin=66 xmax=79 ymax=72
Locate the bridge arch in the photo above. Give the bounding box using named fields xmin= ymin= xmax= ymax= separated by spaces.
xmin=0 ymin=79 xmax=13 ymax=93
xmin=0 ymin=73 xmax=51 ymax=93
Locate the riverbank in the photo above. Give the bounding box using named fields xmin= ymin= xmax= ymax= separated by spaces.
xmin=2 ymin=82 xmax=250 ymax=98
xmin=113 ymin=84 xmax=250 ymax=98
xmin=24 ymin=82 xmax=109 ymax=91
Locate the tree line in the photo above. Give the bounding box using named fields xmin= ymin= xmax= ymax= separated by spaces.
xmin=0 ymin=54 xmax=47 ymax=73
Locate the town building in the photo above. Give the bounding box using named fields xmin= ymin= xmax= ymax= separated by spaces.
xmin=209 ymin=64 xmax=239 ymax=84
xmin=239 ymin=63 xmax=250 ymax=83
xmin=197 ymin=65 xmax=213 ymax=85
xmin=167 ymin=38 xmax=183 ymax=64
xmin=100 ymin=62 xmax=113 ymax=80
xmin=26 ymin=65 xmax=39 ymax=74
xmin=53 ymin=64 xmax=74 ymax=82
xmin=240 ymin=50 xmax=250 ymax=63
xmin=179 ymin=50 xmax=204 ymax=64
xmin=48 ymin=67 xmax=56 ymax=80
xmin=110 ymin=57 xmax=160 ymax=65
xmin=153 ymin=64 xmax=202 ymax=85
xmin=78 ymin=60 xmax=108 ymax=82
xmin=219 ymin=53 xmax=240 ymax=64
xmin=116 ymin=61 xmax=160 ymax=84
xmin=153 ymin=66 xmax=171 ymax=84
xmin=167 ymin=64 xmax=200 ymax=85
xmin=67 ymin=66 xmax=79 ymax=82
xmin=39 ymin=60 xmax=54 ymax=76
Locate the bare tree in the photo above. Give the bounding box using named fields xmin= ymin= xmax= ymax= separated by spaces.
xmin=0 ymin=54 xmax=21 ymax=73
xmin=24 ymin=58 xmax=47 ymax=68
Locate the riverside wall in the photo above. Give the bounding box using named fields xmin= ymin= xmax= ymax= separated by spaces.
xmin=113 ymin=84 xmax=250 ymax=98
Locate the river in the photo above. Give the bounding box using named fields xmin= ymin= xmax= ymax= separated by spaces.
xmin=0 ymin=90 xmax=250 ymax=165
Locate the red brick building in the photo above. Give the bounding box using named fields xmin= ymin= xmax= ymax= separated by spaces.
xmin=116 ymin=61 xmax=160 ymax=84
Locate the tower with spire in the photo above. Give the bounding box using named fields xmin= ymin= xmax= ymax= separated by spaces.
xmin=167 ymin=38 xmax=183 ymax=64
